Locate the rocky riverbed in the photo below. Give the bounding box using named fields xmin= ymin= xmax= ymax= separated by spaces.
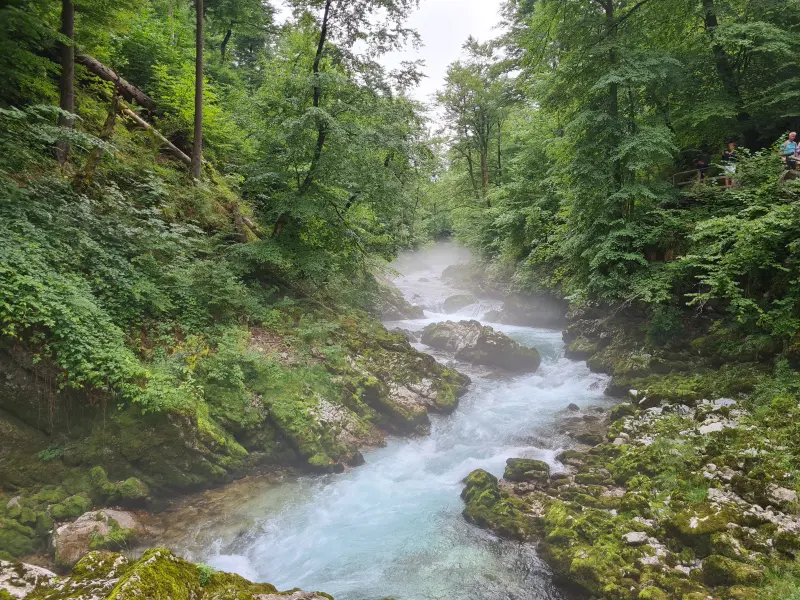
xmin=461 ymin=305 xmax=800 ymax=600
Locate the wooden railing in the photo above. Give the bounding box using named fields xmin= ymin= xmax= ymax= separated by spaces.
xmin=672 ymin=168 xmax=736 ymax=189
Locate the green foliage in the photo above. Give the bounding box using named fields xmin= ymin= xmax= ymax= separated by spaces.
xmin=37 ymin=445 xmax=64 ymax=462
xmin=195 ymin=563 xmax=217 ymax=586
xmin=435 ymin=0 xmax=800 ymax=349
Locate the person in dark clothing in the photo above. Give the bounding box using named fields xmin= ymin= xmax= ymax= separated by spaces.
xmin=695 ymin=155 xmax=710 ymax=180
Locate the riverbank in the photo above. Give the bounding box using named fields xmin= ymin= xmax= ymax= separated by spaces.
xmin=462 ymin=304 xmax=800 ymax=600
xmin=0 ymin=295 xmax=470 ymax=569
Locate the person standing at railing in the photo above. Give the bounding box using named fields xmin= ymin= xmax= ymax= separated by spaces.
xmin=722 ymin=140 xmax=738 ymax=187
xmin=781 ymin=132 xmax=798 ymax=169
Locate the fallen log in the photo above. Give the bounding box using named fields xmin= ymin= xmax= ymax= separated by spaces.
xmin=76 ymin=54 xmax=157 ymax=111
xmin=121 ymin=107 xmax=191 ymax=166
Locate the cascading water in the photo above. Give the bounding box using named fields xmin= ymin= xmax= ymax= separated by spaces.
xmin=157 ymin=243 xmax=606 ymax=600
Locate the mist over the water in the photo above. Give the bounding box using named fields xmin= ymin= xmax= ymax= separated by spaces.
xmin=161 ymin=243 xmax=602 ymax=600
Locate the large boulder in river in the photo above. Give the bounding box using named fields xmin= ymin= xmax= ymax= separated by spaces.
xmin=493 ymin=293 xmax=567 ymax=328
xmin=440 ymin=263 xmax=475 ymax=285
xmin=53 ymin=509 xmax=148 ymax=568
xmin=442 ymin=294 xmax=476 ymax=314
xmin=421 ymin=320 xmax=541 ymax=373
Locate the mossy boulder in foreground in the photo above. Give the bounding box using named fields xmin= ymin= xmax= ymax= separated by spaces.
xmin=3 ymin=549 xmax=333 ymax=600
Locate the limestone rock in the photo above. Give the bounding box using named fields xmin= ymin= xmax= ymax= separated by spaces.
xmin=0 ymin=560 xmax=56 ymax=598
xmin=565 ymin=337 xmax=599 ymax=360
xmin=53 ymin=509 xmax=147 ymax=568
xmin=493 ymin=293 xmax=566 ymax=328
xmin=390 ymin=327 xmax=418 ymax=343
xmin=256 ymin=593 xmax=331 ymax=600
xmin=374 ymin=280 xmax=425 ymax=321
xmin=702 ymin=554 xmax=764 ymax=586
xmin=767 ymin=485 xmax=798 ymax=507
xmin=622 ymin=531 xmax=648 ymax=546
xmin=442 ymin=294 xmax=477 ymax=314
xmin=440 ymin=263 xmax=474 ymax=284
xmin=421 ymin=320 xmax=541 ymax=373
xmin=460 ymin=469 xmax=537 ymax=540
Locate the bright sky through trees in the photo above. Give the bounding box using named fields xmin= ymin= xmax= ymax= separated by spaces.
xmin=276 ymin=0 xmax=506 ymax=108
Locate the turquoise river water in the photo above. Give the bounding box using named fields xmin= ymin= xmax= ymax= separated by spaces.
xmin=151 ymin=244 xmax=604 ymax=600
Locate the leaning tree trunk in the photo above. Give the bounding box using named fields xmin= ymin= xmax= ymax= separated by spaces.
xmin=56 ymin=0 xmax=75 ymax=165
xmin=76 ymin=54 xmax=156 ymax=110
xmin=191 ymin=0 xmax=204 ymax=180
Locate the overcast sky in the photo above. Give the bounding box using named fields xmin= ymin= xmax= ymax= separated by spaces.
xmin=276 ymin=0 xmax=506 ymax=110
xmin=381 ymin=0 xmax=506 ymax=107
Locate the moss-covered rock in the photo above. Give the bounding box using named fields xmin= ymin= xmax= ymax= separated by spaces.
xmin=53 ymin=510 xmax=146 ymax=569
xmin=461 ymin=470 xmax=538 ymax=540
xmin=665 ymin=505 xmax=742 ymax=557
xmin=50 ymin=494 xmax=92 ymax=521
xmin=701 ymin=555 xmax=764 ymax=587
xmin=0 ymin=518 xmax=38 ymax=557
xmin=565 ymin=337 xmax=600 ymax=360
xmin=368 ymin=278 xmax=425 ymax=320
xmin=1 ymin=309 xmax=470 ymax=510
xmin=0 ymin=559 xmax=56 ymax=598
xmin=610 ymin=403 xmax=637 ymax=422
xmin=638 ymin=587 xmax=669 ymax=600
xmin=725 ymin=586 xmax=760 ymax=600
xmin=503 ymin=458 xmax=550 ymax=483
xmin=18 ymin=549 xmax=334 ymax=600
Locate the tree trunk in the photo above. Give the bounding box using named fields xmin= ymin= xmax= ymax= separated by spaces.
xmin=312 ymin=0 xmax=333 ymax=109
xmin=221 ymin=26 xmax=232 ymax=62
xmin=56 ymin=0 xmax=75 ymax=165
xmin=603 ymin=0 xmax=623 ymax=192
xmin=480 ymin=147 xmax=489 ymax=193
xmin=76 ymin=54 xmax=157 ymax=110
xmin=477 ymin=112 xmax=490 ymax=201
xmin=191 ymin=0 xmax=204 ymax=180
xmin=299 ymin=0 xmax=333 ymax=194
xmin=496 ymin=120 xmax=502 ymax=187
xmin=701 ymin=0 xmax=753 ymax=143
xmin=463 ymin=126 xmax=479 ymax=197
xmin=701 ymin=0 xmax=742 ymax=106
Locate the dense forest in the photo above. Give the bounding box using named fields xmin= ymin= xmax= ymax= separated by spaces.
xmin=1 ymin=0 xmax=800 ymax=598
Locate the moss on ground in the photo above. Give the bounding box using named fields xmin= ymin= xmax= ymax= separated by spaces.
xmin=18 ymin=548 xmax=334 ymax=600
xmin=461 ymin=308 xmax=800 ymax=600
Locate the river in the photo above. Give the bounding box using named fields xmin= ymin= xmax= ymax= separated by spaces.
xmin=151 ymin=244 xmax=606 ymax=600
